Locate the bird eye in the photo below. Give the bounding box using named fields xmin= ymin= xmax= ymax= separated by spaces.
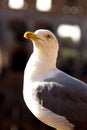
xmin=47 ymin=34 xmax=52 ymax=39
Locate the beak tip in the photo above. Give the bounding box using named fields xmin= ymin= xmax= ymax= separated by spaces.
xmin=23 ymin=32 xmax=29 ymax=39
xmin=23 ymin=31 xmax=40 ymax=41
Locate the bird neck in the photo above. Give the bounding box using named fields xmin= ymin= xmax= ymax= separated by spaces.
xmin=24 ymin=52 xmax=57 ymax=82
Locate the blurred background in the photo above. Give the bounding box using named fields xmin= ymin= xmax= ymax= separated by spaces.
xmin=0 ymin=0 xmax=87 ymax=130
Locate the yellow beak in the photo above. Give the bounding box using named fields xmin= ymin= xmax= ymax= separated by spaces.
xmin=24 ymin=31 xmax=41 ymax=41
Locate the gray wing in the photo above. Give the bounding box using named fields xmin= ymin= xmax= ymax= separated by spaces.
xmin=34 ymin=70 xmax=87 ymax=129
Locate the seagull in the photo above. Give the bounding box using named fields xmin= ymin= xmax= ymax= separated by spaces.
xmin=23 ymin=29 xmax=87 ymax=130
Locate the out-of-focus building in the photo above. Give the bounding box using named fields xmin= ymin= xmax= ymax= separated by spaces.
xmin=0 ymin=0 xmax=87 ymax=130
xmin=0 ymin=0 xmax=87 ymax=77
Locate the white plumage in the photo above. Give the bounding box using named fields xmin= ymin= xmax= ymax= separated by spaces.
xmin=23 ymin=29 xmax=87 ymax=130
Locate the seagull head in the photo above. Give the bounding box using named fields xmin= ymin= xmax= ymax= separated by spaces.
xmin=24 ymin=29 xmax=59 ymax=63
